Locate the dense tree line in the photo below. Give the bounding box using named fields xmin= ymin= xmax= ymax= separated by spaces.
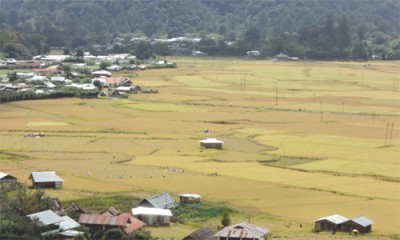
xmin=0 ymin=0 xmax=399 ymax=60
xmin=0 ymin=89 xmax=98 ymax=103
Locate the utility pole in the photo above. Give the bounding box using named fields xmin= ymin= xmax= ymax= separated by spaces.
xmin=384 ymin=122 xmax=390 ymax=146
xmin=389 ymin=122 xmax=395 ymax=146
xmin=320 ymin=102 xmax=323 ymax=122
xmin=273 ymin=82 xmax=278 ymax=106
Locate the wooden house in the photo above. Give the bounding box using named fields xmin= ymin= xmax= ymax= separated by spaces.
xmin=342 ymin=217 xmax=374 ymax=234
xmin=314 ymin=214 xmax=348 ymax=232
xmin=0 ymin=172 xmax=17 ymax=184
xmin=29 ymin=171 xmax=63 ymax=189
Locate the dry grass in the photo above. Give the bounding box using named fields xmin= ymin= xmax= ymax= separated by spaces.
xmin=0 ymin=58 xmax=399 ymax=237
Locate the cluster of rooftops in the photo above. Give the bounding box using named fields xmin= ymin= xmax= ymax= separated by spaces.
xmin=1 ymin=170 xmax=375 ymax=239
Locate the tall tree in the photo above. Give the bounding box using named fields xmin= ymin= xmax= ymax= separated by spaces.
xmin=243 ymin=27 xmax=260 ymax=49
xmin=323 ymin=14 xmax=336 ymax=48
xmin=336 ymin=14 xmax=351 ymax=49
xmin=153 ymin=42 xmax=169 ymax=60
xmin=135 ymin=41 xmax=152 ymax=60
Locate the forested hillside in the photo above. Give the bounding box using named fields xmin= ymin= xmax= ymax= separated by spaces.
xmin=0 ymin=0 xmax=399 ymax=59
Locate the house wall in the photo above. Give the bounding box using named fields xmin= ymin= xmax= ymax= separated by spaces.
xmin=341 ymin=222 xmax=371 ymax=233
xmin=200 ymin=142 xmax=222 ymax=149
xmin=138 ymin=215 xmax=170 ymax=226
xmin=0 ymin=177 xmax=17 ymax=184
xmin=315 ymin=220 xmax=339 ymax=232
xmin=33 ymin=181 xmax=62 ymax=189
xmin=180 ymin=196 xmax=200 ymax=204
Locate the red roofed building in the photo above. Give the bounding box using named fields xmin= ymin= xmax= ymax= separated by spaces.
xmin=33 ymin=66 xmax=58 ymax=76
xmin=78 ymin=212 xmax=145 ymax=234
xmin=104 ymin=77 xmax=132 ymax=87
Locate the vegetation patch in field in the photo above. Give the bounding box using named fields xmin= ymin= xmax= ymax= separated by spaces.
xmin=0 ymin=151 xmax=31 ymax=161
xmin=173 ymin=203 xmax=235 ymax=224
xmin=261 ymin=155 xmax=324 ymax=167
xmin=64 ymin=193 xmax=142 ymax=214
xmin=205 ymin=120 xmax=237 ymax=124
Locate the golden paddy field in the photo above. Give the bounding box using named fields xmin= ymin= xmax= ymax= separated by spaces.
xmin=0 ymin=58 xmax=399 ymax=238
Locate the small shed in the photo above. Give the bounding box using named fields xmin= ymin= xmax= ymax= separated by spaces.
xmin=138 ymin=192 xmax=178 ymax=209
xmin=179 ymin=193 xmax=202 ymax=204
xmin=131 ymin=207 xmax=172 ymax=226
xmin=342 ymin=217 xmax=374 ymax=234
xmin=0 ymin=172 xmax=17 ymax=184
xmin=183 ymin=226 xmax=215 ymax=240
xmin=29 ymin=171 xmax=63 ymax=189
xmin=200 ymin=138 xmax=224 ymax=149
xmin=314 ymin=214 xmax=348 ymax=232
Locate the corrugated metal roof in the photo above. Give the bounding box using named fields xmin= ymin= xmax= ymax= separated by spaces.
xmin=315 ymin=214 xmax=348 ymax=224
xmin=132 ymin=207 xmax=173 ymax=216
xmin=140 ymin=192 xmax=178 ymax=209
xmin=0 ymin=172 xmax=9 ymax=179
xmin=0 ymin=172 xmax=16 ymax=180
xmin=199 ymin=138 xmax=224 ymax=144
xmin=351 ymin=216 xmax=374 ymax=227
xmin=59 ymin=216 xmax=80 ymax=231
xmin=124 ymin=216 xmax=146 ymax=234
xmin=29 ymin=171 xmax=63 ymax=183
xmin=214 ymin=222 xmax=269 ymax=238
xmin=185 ymin=226 xmax=215 ymax=240
xmin=27 ymin=210 xmax=64 ymax=226
xmin=78 ymin=213 xmax=145 ymax=234
xmin=79 ymin=214 xmax=126 ymax=226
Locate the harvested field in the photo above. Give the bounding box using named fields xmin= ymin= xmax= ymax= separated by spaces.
xmin=0 ymin=58 xmax=399 ymax=238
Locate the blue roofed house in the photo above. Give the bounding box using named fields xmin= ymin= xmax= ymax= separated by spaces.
xmin=134 ymin=192 xmax=177 ymax=226
xmin=342 ymin=216 xmax=374 ymax=234
xmin=29 ymin=171 xmax=63 ymax=189
xmin=314 ymin=214 xmax=348 ymax=232
xmin=138 ymin=192 xmax=178 ymax=209
xmin=27 ymin=210 xmax=83 ymax=237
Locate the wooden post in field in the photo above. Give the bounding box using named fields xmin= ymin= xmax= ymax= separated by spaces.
xmin=389 ymin=122 xmax=394 ymax=146
xmin=320 ymin=102 xmax=323 ymax=122
xmin=384 ymin=122 xmax=389 ymax=146
xmin=274 ymin=82 xmax=278 ymax=106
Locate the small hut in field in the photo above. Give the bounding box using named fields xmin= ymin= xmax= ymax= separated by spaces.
xmin=342 ymin=217 xmax=374 ymax=234
xmin=0 ymin=172 xmax=17 ymax=184
xmin=314 ymin=214 xmax=348 ymax=232
xmin=179 ymin=193 xmax=202 ymax=204
xmin=29 ymin=171 xmax=63 ymax=189
xmin=200 ymin=138 xmax=224 ymax=149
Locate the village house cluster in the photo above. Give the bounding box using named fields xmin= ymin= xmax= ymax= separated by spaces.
xmin=1 ymin=171 xmax=375 ymax=239
xmin=0 ymin=53 xmax=169 ymax=99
